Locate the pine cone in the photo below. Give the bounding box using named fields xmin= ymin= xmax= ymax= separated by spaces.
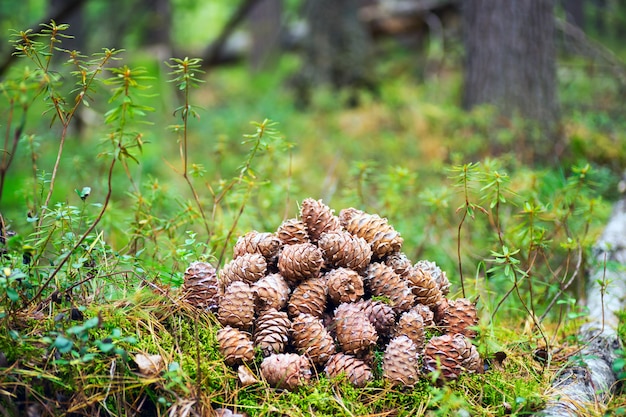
xmin=433 ymin=298 xmax=449 ymax=326
xmin=326 ymin=268 xmax=364 ymax=305
xmin=395 ymin=310 xmax=425 ymax=350
xmin=364 ymin=262 xmax=414 ymax=313
xmin=220 ymin=253 xmax=267 ymax=288
xmin=291 ymin=314 xmax=336 ymax=366
xmin=415 ymin=260 xmax=450 ymax=296
xmin=442 ymin=298 xmax=478 ymax=338
xmin=288 ymin=276 xmax=328 ymax=318
xmin=217 ymin=326 xmax=254 ymax=366
xmin=424 ymin=333 xmax=482 ymax=382
xmin=383 ymin=335 xmax=421 ymax=387
xmin=411 ymin=304 xmax=435 ymax=327
xmin=325 ymin=353 xmax=373 ymax=387
xmin=405 ymin=266 xmax=443 ymax=308
xmin=182 ymin=261 xmax=220 ymax=312
xmin=354 ymin=299 xmax=396 ymax=338
xmin=233 ymin=231 xmax=282 ymax=262
xmin=278 ymin=242 xmax=324 ymax=286
xmin=335 ymin=309 xmax=378 ymax=356
xmin=385 ymin=252 xmax=414 ymax=277
xmin=276 ymin=218 xmax=310 ymax=245
xmin=254 ymin=308 xmax=291 ymax=356
xmin=332 ymin=302 xmax=364 ymax=340
xmin=318 ymin=231 xmax=372 ymax=272
xmin=300 ymin=198 xmax=341 ymax=243
xmin=218 ymin=281 xmax=255 ymax=330
xmin=253 ymin=273 xmax=290 ymax=313
xmin=261 ymin=353 xmax=312 ymax=390
xmin=339 ymin=208 xmax=403 ymax=258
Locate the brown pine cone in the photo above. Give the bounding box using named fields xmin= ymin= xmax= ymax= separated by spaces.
xmin=424 ymin=333 xmax=482 ymax=382
xmin=335 ymin=309 xmax=378 ymax=356
xmin=332 ymin=302 xmax=363 ymax=340
xmin=278 ymin=242 xmax=324 ymax=286
xmin=333 ymin=302 xmax=364 ymax=322
xmin=405 ymin=266 xmax=443 ymax=308
xmin=395 ymin=310 xmax=425 ymax=350
xmin=233 ymin=231 xmax=282 ymax=262
xmin=254 ymin=308 xmax=291 ymax=356
xmin=442 ymin=298 xmax=478 ymax=338
xmin=276 ymin=218 xmax=310 ymax=245
xmin=326 ymin=268 xmax=364 ymax=305
xmin=364 ymin=262 xmax=414 ymax=313
xmin=218 ymin=281 xmax=255 ymax=330
xmin=433 ymin=298 xmax=449 ymax=326
xmin=318 ymin=231 xmax=372 ymax=272
xmin=354 ymin=299 xmax=396 ymax=338
xmin=288 ymin=276 xmax=328 ymax=318
xmin=217 ymin=326 xmax=254 ymax=366
xmin=219 ymin=253 xmax=267 ymax=288
xmin=324 ymin=353 xmax=373 ymax=387
xmin=385 ymin=252 xmax=414 ymax=277
xmin=411 ymin=304 xmax=435 ymax=327
xmin=253 ymin=273 xmax=291 ymax=313
xmin=339 ymin=208 xmax=403 ymax=258
xmin=415 ymin=259 xmax=451 ymax=296
xmin=182 ymin=261 xmax=221 ymax=312
xmin=383 ymin=335 xmax=421 ymax=387
xmin=261 ymin=353 xmax=312 ymax=390
xmin=300 ymin=198 xmax=341 ymax=243
xmin=291 ymin=313 xmax=336 ymax=366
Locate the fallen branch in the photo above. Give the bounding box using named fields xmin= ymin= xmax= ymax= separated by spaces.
xmin=537 ymin=199 xmax=626 ymax=416
xmin=555 ymin=17 xmax=626 ymax=89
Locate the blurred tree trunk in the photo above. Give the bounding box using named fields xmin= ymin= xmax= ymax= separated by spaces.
xmin=249 ymin=0 xmax=282 ymax=71
xmin=138 ymin=0 xmax=172 ymax=49
xmin=462 ymin=0 xmax=561 ymax=161
xmin=49 ymin=0 xmax=86 ymax=53
xmin=562 ymin=0 xmax=586 ymax=29
xmin=294 ymin=0 xmax=375 ymax=107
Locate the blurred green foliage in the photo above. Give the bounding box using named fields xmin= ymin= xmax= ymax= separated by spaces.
xmin=1 ymin=5 xmax=626 ymax=415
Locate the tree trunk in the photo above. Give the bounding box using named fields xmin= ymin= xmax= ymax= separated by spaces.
xmin=48 ymin=0 xmax=86 ymax=53
xmin=561 ymin=0 xmax=586 ymax=29
xmin=137 ymin=0 xmax=172 ymax=49
xmin=294 ymin=0 xmax=375 ymax=107
xmin=462 ymin=0 xmax=561 ymax=160
xmin=249 ymin=0 xmax=283 ymax=71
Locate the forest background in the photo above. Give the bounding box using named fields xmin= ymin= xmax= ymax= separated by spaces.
xmin=1 ymin=0 xmax=626 ymax=416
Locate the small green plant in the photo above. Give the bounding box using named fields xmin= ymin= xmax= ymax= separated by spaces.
xmin=43 ymin=314 xmax=136 ymax=365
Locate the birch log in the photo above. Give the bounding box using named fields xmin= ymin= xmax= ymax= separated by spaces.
xmin=537 ymin=199 xmax=626 ymax=416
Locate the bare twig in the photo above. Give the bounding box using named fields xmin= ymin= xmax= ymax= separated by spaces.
xmin=539 ymin=246 xmax=584 ymax=322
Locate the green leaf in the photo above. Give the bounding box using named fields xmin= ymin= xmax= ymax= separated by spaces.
xmin=6 ymin=288 xmax=19 ymax=302
xmin=96 ymin=340 xmax=115 ymax=353
xmin=83 ymin=317 xmax=100 ymax=329
xmin=75 ymin=186 xmax=91 ymax=201
xmin=54 ymin=335 xmax=74 ymax=354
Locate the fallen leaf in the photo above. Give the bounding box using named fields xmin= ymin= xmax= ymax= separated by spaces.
xmin=134 ymin=353 xmax=164 ymax=377
xmin=237 ymin=365 xmax=258 ymax=387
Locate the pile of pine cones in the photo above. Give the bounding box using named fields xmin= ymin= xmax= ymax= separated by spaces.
xmin=182 ymin=199 xmax=482 ymax=390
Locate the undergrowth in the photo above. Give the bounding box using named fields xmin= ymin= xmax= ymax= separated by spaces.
xmin=0 ymin=21 xmax=622 ymax=416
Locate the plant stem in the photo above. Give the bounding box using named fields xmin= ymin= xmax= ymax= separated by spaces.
xmin=178 ymin=68 xmax=211 ymax=240
xmin=29 ymin=157 xmax=117 ymax=305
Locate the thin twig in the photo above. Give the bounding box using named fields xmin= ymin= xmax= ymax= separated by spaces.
xmin=29 ymin=156 xmax=117 ymax=305
xmin=539 ymin=245 xmax=584 ymax=322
